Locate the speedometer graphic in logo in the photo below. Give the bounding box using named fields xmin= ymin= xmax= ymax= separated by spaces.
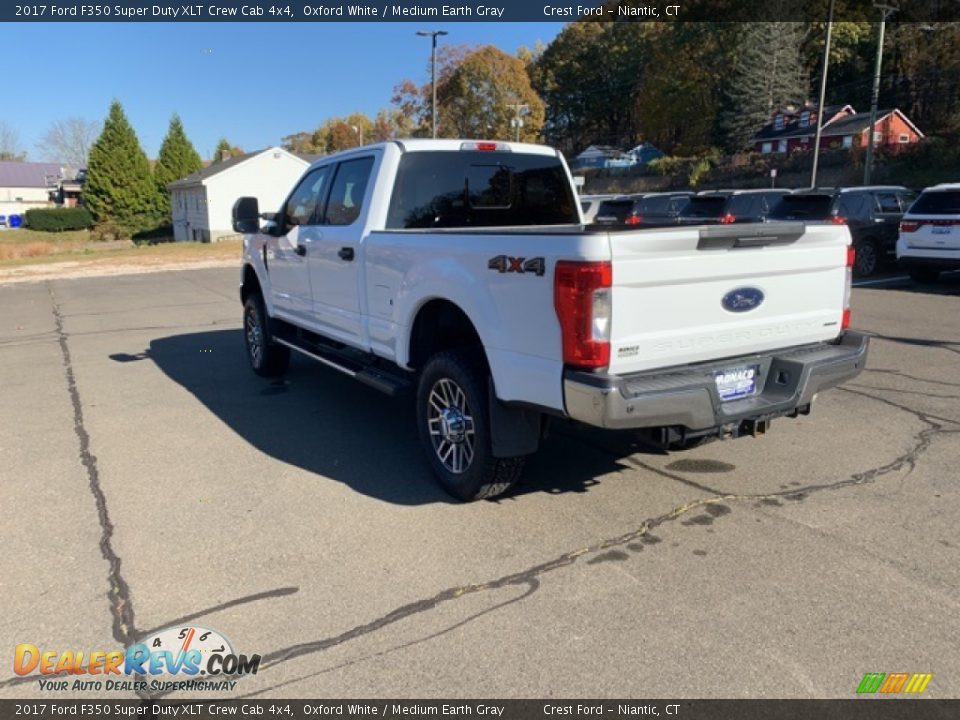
xmin=144 ymin=626 xmax=234 ymax=663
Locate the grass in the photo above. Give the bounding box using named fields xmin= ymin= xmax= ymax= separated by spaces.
xmin=0 ymin=228 xmax=241 ymax=268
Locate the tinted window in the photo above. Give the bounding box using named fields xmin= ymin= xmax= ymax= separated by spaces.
xmin=669 ymin=196 xmax=691 ymax=214
xmin=909 ymin=190 xmax=960 ymax=215
xmin=386 ymin=151 xmax=578 ymax=229
xmin=727 ymin=195 xmax=757 ymax=217
xmin=836 ymin=194 xmax=865 ymax=218
xmin=875 ymin=192 xmax=900 ymax=213
xmin=580 ymin=201 xmax=591 ymax=213
xmin=769 ymin=194 xmax=834 ymax=220
xmin=898 ymin=192 xmax=917 ymax=210
xmin=682 ymin=197 xmax=726 ymax=218
xmin=641 ymin=196 xmax=671 ymax=214
xmin=283 ymin=166 xmax=330 ymax=227
xmin=323 ymin=157 xmax=374 ymax=226
xmin=596 ymin=199 xmax=635 ymax=221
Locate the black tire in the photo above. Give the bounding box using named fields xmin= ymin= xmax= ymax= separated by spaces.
xmin=243 ymin=293 xmax=290 ymax=377
xmin=416 ymin=350 xmax=524 ymax=501
xmin=853 ymin=239 xmax=879 ymax=278
xmin=909 ymin=268 xmax=940 ymax=284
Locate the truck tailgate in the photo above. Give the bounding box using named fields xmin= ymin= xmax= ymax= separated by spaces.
xmin=607 ymin=222 xmax=850 ymax=375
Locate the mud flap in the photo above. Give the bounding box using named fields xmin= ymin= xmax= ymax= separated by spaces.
xmin=488 ymin=380 xmax=541 ymax=457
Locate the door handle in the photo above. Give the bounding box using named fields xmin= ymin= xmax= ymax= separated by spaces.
xmin=338 ymin=247 xmax=355 ymax=261
xmin=295 ymin=244 xmax=307 ymax=256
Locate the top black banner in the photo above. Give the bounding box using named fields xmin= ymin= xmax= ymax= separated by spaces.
xmin=4 ymin=0 xmax=960 ymax=23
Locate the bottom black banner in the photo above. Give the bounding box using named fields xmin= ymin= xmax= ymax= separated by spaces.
xmin=2 ymin=700 xmax=959 ymax=720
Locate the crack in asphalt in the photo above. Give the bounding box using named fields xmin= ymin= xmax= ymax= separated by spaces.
xmin=864 ymin=367 xmax=960 ymax=389
xmin=47 ymin=283 xmax=138 ymax=648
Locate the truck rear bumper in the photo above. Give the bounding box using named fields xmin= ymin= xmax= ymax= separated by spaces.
xmin=563 ymin=331 xmax=869 ymax=432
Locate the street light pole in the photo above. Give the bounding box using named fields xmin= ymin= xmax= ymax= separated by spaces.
xmin=507 ymin=103 xmax=528 ymax=142
xmin=810 ymin=0 xmax=835 ymax=189
xmin=416 ymin=30 xmax=448 ymax=139
xmin=864 ymin=4 xmax=897 ymax=185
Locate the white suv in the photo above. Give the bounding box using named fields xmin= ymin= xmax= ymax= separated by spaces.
xmin=897 ymin=183 xmax=960 ymax=283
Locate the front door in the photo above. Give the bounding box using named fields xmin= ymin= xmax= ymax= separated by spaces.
xmin=307 ymin=155 xmax=375 ymax=347
xmin=265 ymin=166 xmax=331 ymax=324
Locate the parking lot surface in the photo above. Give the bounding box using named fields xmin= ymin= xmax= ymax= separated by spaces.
xmin=1 ymin=268 xmax=958 ymax=699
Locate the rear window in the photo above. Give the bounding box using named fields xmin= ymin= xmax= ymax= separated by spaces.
xmin=386 ymin=151 xmax=578 ymax=229
xmin=768 ymin=194 xmax=834 ymax=220
xmin=596 ymin=199 xmax=635 ymax=220
xmin=909 ymin=190 xmax=960 ymax=215
xmin=682 ymin=197 xmax=726 ymax=218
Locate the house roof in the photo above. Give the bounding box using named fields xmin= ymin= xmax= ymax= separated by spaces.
xmin=0 ymin=161 xmax=67 ymax=188
xmin=753 ymin=104 xmax=857 ymax=142
xmin=576 ymin=145 xmax=629 ymax=159
xmin=167 ymin=150 xmax=263 ymax=189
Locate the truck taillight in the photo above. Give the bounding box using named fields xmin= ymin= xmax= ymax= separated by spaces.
xmin=831 ymin=215 xmax=847 ymax=225
xmin=554 ymin=261 xmax=612 ymax=369
xmin=625 ymin=214 xmax=642 ymax=225
xmin=720 ymin=213 xmax=736 ymax=224
xmin=842 ymin=245 xmax=854 ymax=330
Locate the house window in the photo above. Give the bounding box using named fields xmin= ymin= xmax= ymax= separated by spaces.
xmin=842 ymin=135 xmax=853 ymax=148
xmin=774 ymin=114 xmax=784 ymax=130
xmin=800 ymin=111 xmax=810 ymax=128
xmin=873 ymin=131 xmax=883 ymax=144
xmin=777 ymin=140 xmax=788 ymax=153
xmin=761 ymin=142 xmax=772 ymax=154
xmin=899 ymin=134 xmax=910 ymax=144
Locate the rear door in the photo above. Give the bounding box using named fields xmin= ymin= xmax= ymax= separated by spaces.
xmin=902 ymin=189 xmax=960 ymax=251
xmin=872 ymin=191 xmax=903 ymax=251
xmin=606 ymin=222 xmax=850 ymax=374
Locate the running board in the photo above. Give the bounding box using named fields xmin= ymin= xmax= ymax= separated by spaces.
xmin=272 ymin=337 xmax=412 ymax=397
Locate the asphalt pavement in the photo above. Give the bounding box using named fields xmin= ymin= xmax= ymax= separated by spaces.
xmin=1 ymin=268 xmax=958 ymax=699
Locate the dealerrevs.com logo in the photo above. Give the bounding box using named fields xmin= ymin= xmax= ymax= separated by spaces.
xmin=14 ymin=626 xmax=261 ymax=693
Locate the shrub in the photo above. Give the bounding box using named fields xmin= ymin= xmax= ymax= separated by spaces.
xmin=132 ymin=224 xmax=174 ymax=245
xmin=24 ymin=207 xmax=94 ymax=232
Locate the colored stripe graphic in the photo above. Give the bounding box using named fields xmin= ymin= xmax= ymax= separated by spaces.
xmin=857 ymin=673 xmax=885 ymax=694
xmin=879 ymin=672 xmax=909 ymax=693
xmin=904 ymin=673 xmax=933 ymax=694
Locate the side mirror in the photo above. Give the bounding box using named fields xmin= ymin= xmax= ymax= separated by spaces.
xmin=232 ymin=197 xmax=260 ymax=233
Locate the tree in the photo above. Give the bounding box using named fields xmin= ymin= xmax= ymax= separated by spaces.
xmin=391 ymin=44 xmax=474 ymax=137
xmin=0 ymin=121 xmax=26 ymax=161
xmin=36 ymin=117 xmax=99 ymax=166
xmin=437 ymin=45 xmax=545 ymax=141
xmin=720 ymin=21 xmax=809 ymax=151
xmin=83 ymin=101 xmax=164 ymax=233
xmin=213 ymin=137 xmax=243 ymax=162
xmin=154 ymin=114 xmax=203 ymax=216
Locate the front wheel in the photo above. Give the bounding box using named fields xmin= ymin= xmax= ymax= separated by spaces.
xmin=243 ymin=293 xmax=290 ymax=377
xmin=416 ymin=351 xmax=524 ymax=501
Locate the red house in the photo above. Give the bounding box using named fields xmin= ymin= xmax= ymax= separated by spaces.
xmin=752 ymin=104 xmax=923 ymax=155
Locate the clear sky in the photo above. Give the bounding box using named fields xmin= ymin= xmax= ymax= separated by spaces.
xmin=2 ymin=22 xmax=565 ymax=160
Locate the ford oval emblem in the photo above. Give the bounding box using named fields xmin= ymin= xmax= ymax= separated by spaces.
xmin=722 ymin=287 xmax=765 ymax=313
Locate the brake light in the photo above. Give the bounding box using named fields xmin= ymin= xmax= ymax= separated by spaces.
xmin=625 ymin=214 xmax=642 ymax=225
xmin=842 ymin=245 xmax=854 ymax=331
xmin=900 ymin=221 xmax=920 ymax=232
xmin=460 ymin=141 xmax=502 ymax=152
xmin=554 ymin=261 xmax=612 ymax=369
xmin=720 ymin=213 xmax=736 ymax=224
xmin=831 ymin=215 xmax=847 ymax=225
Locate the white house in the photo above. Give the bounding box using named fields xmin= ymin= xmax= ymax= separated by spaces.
xmin=168 ymin=147 xmax=309 ymax=242
xmin=0 ymin=161 xmax=63 ymax=222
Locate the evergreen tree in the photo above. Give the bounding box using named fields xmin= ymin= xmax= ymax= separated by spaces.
xmin=213 ymin=137 xmax=243 ymax=162
xmin=721 ymin=21 xmax=808 ymax=152
xmin=154 ymin=114 xmax=203 ymax=216
xmin=84 ymin=101 xmax=163 ymax=232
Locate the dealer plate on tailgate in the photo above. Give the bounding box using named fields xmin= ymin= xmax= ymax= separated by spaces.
xmin=715 ymin=364 xmax=759 ymax=401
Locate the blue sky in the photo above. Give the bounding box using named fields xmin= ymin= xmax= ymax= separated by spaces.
xmin=3 ymin=22 xmax=565 ymax=160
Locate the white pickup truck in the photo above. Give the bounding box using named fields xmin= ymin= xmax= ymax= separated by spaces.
xmin=233 ymin=140 xmax=868 ymax=501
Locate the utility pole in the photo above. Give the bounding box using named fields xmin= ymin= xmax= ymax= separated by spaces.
xmin=864 ymin=4 xmax=897 ymax=185
xmin=416 ymin=30 xmax=448 ymax=139
xmin=810 ymin=0 xmax=835 ymax=189
xmin=507 ymin=103 xmax=528 ymax=142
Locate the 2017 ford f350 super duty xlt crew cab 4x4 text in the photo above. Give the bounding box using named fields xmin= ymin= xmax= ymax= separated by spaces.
xmin=233 ymin=140 xmax=868 ymax=501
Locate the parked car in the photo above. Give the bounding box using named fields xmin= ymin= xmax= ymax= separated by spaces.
xmin=767 ymin=186 xmax=916 ymax=277
xmin=233 ymin=139 xmax=865 ymax=501
xmin=579 ymin=194 xmax=619 ymax=224
xmin=681 ymin=189 xmax=791 ymax=225
xmin=594 ymin=192 xmax=693 ymax=227
xmin=897 ymin=183 xmax=960 ymax=283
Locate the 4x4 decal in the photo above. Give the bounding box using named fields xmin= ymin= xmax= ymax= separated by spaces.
xmin=488 ymin=255 xmax=546 ymax=277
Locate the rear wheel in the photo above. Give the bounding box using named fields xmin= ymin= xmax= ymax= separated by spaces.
xmin=416 ymin=351 xmax=524 ymax=501
xmin=909 ymin=268 xmax=940 ymax=284
xmin=853 ymin=239 xmax=879 ymax=278
xmin=243 ymin=293 xmax=290 ymax=377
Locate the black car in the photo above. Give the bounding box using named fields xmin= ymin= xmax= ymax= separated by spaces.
xmin=679 ymin=189 xmax=791 ymax=225
xmin=594 ymin=192 xmax=693 ymax=228
xmin=767 ymin=186 xmax=917 ymax=277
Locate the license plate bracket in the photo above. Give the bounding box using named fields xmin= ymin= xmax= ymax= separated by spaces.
xmin=715 ymin=364 xmax=759 ymax=401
